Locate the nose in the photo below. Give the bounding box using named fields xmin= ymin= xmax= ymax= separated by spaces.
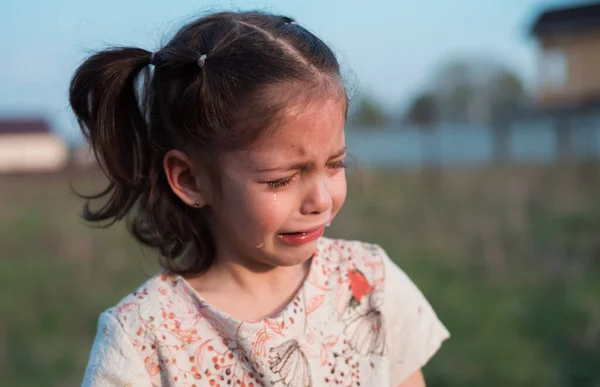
xmin=300 ymin=176 xmax=332 ymax=215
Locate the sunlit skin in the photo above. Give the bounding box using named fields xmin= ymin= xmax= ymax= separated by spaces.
xmin=164 ymin=96 xmax=427 ymax=386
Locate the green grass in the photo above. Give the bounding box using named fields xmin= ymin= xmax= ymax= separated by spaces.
xmin=1 ymin=164 xmax=600 ymax=386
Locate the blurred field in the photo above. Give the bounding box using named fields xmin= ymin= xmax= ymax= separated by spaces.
xmin=1 ymin=164 xmax=600 ymax=387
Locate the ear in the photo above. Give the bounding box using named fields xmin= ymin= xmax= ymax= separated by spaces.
xmin=163 ymin=150 xmax=210 ymax=208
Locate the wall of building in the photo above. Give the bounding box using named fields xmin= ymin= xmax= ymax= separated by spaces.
xmin=0 ymin=133 xmax=69 ymax=173
xmin=537 ymin=29 xmax=600 ymax=106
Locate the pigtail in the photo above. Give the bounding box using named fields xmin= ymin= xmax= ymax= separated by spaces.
xmin=70 ymin=47 xmax=216 ymax=273
xmin=69 ymin=47 xmax=153 ymax=224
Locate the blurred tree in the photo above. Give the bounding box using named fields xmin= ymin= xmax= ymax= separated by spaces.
xmin=350 ymin=95 xmax=390 ymax=128
xmin=490 ymin=70 xmax=527 ymax=119
xmin=407 ymin=57 xmax=528 ymax=165
xmin=489 ymin=70 xmax=527 ymax=163
xmin=404 ymin=92 xmax=442 ymax=184
xmin=433 ymin=60 xmax=475 ymax=123
xmin=428 ymin=57 xmax=527 ymax=125
xmin=404 ymin=92 xmax=440 ymax=128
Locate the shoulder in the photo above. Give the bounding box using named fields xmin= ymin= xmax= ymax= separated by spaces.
xmin=104 ymin=272 xmax=198 ymax=346
xmin=317 ymin=237 xmax=389 ymax=290
xmin=318 ymin=239 xmax=450 ymax=384
xmin=317 ymin=237 xmax=442 ymax=319
xmin=84 ymin=273 xmax=192 ymax=385
xmin=318 ymin=236 xmax=381 ymax=255
xmin=317 ymin=237 xmax=384 ymax=268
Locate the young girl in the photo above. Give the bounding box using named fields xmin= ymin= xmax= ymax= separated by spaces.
xmin=73 ymin=11 xmax=449 ymax=387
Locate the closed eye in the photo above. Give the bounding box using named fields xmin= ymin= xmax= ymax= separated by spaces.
xmin=328 ymin=159 xmax=347 ymax=170
xmin=265 ymin=157 xmax=345 ymax=190
xmin=266 ymin=175 xmax=296 ymax=190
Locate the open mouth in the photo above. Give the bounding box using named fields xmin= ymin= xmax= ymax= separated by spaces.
xmin=280 ymin=231 xmax=310 ymax=236
xmin=278 ymin=226 xmax=326 ymax=245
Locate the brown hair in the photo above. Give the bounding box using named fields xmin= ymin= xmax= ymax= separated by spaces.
xmin=69 ymin=11 xmax=347 ymax=274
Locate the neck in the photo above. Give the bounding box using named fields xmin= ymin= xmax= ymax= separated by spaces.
xmin=213 ymin=256 xmax=311 ymax=296
xmin=182 ymin=245 xmax=312 ymax=321
xmin=184 ymin=244 xmax=311 ymax=298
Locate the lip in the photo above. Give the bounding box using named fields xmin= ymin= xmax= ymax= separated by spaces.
xmin=278 ymin=223 xmax=328 ymax=245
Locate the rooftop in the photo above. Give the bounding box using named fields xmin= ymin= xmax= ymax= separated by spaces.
xmin=0 ymin=118 xmax=52 ymax=136
xmin=531 ymin=2 xmax=600 ymax=37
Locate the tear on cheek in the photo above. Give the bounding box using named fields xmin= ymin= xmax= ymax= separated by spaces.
xmin=256 ymin=242 xmax=266 ymax=249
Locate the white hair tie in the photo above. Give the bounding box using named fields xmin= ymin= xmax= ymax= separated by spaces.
xmin=198 ymin=54 xmax=207 ymax=68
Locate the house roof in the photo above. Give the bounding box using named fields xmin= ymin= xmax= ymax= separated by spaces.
xmin=531 ymin=2 xmax=600 ymax=37
xmin=0 ymin=118 xmax=52 ymax=135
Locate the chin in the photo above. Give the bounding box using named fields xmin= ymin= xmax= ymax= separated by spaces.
xmin=272 ymin=241 xmax=319 ymax=267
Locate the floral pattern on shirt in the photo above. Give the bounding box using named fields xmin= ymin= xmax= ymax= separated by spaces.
xmin=82 ymin=238 xmax=450 ymax=386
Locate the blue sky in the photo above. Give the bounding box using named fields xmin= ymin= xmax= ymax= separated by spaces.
xmin=0 ymin=0 xmax=578 ymax=141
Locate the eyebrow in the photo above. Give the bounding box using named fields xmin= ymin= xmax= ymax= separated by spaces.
xmin=255 ymin=146 xmax=347 ymax=173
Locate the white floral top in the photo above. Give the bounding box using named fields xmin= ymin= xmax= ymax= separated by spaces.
xmin=82 ymin=238 xmax=449 ymax=386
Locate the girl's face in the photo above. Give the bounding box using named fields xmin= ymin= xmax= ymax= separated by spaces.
xmin=209 ymin=97 xmax=347 ymax=268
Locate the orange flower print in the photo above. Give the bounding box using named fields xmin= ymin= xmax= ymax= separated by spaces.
xmin=348 ymin=269 xmax=372 ymax=306
xmin=144 ymin=356 xmax=160 ymax=376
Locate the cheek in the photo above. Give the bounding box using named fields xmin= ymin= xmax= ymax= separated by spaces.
xmin=217 ymin=174 xmax=290 ymax=237
xmin=217 ymin=180 xmax=260 ymax=229
xmin=330 ymin=173 xmax=347 ymax=214
xmin=257 ymin=199 xmax=281 ymax=230
xmin=238 ymin=190 xmax=292 ymax=232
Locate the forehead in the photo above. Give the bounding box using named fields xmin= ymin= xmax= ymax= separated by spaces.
xmin=237 ymin=98 xmax=346 ymax=166
xmin=274 ymin=98 xmax=344 ymax=144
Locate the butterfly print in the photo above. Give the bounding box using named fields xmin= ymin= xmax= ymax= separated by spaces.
xmin=269 ymin=339 xmax=312 ymax=386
